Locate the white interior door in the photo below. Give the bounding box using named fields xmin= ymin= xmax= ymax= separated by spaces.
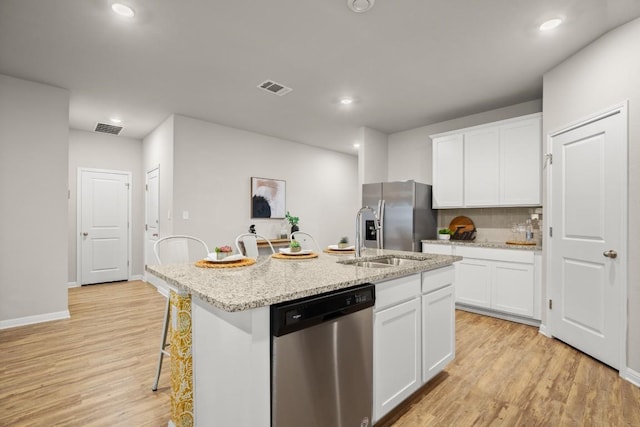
xmin=145 ymin=167 xmax=160 ymax=267
xmin=549 ymin=107 xmax=627 ymax=369
xmin=79 ymin=169 xmax=130 ymax=285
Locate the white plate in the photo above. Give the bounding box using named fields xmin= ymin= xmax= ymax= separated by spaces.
xmin=279 ymin=248 xmax=314 ymax=256
xmin=327 ymin=244 xmax=355 ymax=251
xmin=204 ymin=254 xmax=245 ymax=263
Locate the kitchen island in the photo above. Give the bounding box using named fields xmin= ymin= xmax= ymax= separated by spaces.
xmin=147 ymin=249 xmax=460 ymax=427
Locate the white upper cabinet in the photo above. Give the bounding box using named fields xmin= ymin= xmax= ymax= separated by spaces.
xmin=465 ymin=127 xmax=500 ymax=206
xmin=499 ymin=117 xmax=542 ymax=206
xmin=431 ymin=113 xmax=542 ymax=208
xmin=432 ymin=133 xmax=464 ymax=208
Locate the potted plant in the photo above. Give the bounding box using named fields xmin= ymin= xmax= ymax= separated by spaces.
xmin=289 ymin=239 xmax=301 ymax=253
xmin=285 ymin=211 xmax=300 ymax=234
xmin=338 ymin=236 xmax=349 ymax=249
xmin=215 ymin=245 xmax=233 ymax=260
xmin=438 ymin=228 xmax=452 ymax=240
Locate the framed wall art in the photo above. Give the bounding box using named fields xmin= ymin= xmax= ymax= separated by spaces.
xmin=251 ymin=177 xmax=286 ymax=219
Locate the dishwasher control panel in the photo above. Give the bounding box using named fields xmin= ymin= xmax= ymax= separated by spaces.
xmin=271 ymin=284 xmax=375 ymax=337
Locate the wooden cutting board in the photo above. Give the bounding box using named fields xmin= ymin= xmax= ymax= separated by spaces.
xmin=449 ymin=216 xmax=475 ymax=234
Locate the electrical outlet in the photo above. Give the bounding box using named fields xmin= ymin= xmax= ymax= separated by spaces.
xmin=182 ymin=210 xmax=189 ymax=220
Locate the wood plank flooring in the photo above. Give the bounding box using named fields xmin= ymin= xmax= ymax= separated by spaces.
xmin=0 ymin=281 xmax=170 ymax=426
xmin=385 ymin=311 xmax=640 ymax=427
xmin=1 ymin=281 xmax=638 ymax=426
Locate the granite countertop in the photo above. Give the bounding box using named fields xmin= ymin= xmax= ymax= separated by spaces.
xmin=146 ymin=249 xmax=461 ymax=312
xmin=422 ymin=239 xmax=542 ymax=251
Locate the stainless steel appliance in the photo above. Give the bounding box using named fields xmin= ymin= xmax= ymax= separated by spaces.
xmin=362 ymin=180 xmax=437 ymax=252
xmin=271 ymin=284 xmax=375 ymax=427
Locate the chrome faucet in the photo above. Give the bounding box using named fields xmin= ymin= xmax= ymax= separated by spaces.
xmin=355 ymin=206 xmax=381 ymax=257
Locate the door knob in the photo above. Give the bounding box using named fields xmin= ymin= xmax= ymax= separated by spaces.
xmin=603 ymin=250 xmax=617 ymax=259
xmin=82 ymin=232 xmax=88 ymax=237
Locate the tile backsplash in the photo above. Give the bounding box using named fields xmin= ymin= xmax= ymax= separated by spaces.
xmin=437 ymin=207 xmax=543 ymax=245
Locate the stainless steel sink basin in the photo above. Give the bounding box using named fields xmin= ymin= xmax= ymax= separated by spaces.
xmin=347 ymin=261 xmax=394 ymax=268
xmin=338 ymin=255 xmax=431 ymax=268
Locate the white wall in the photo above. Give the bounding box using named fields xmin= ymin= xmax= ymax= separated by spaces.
xmin=388 ymin=99 xmax=542 ymax=183
xmin=359 ymin=127 xmax=389 ymax=185
xmin=68 ymin=129 xmax=144 ymax=284
xmin=144 ymin=114 xmax=359 ymax=254
xmin=543 ymin=17 xmax=640 ymax=373
xmin=0 ymin=74 xmax=70 ymax=327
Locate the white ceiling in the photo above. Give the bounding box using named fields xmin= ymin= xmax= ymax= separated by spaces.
xmin=1 ymin=0 xmax=639 ymax=154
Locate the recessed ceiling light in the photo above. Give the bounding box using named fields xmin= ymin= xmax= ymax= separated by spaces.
xmin=539 ymin=18 xmax=563 ymax=31
xmin=110 ymin=117 xmax=122 ymax=124
xmin=112 ymin=3 xmax=135 ymax=18
xmin=353 ymin=143 xmax=360 ymax=148
xmin=348 ymin=0 xmax=375 ymax=13
xmin=340 ymin=97 xmax=354 ymax=105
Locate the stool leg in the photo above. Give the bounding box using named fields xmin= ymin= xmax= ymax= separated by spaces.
xmin=152 ymin=295 xmax=171 ymax=391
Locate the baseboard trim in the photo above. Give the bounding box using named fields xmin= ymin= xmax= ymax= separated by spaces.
xmin=0 ymin=310 xmax=70 ymax=330
xmin=621 ymin=367 xmax=640 ymax=387
xmin=67 ymin=281 xmax=80 ymax=288
xmin=538 ymin=323 xmax=551 ymax=337
xmin=131 ymin=274 xmax=143 ymax=281
xmin=455 ymin=304 xmax=541 ymax=327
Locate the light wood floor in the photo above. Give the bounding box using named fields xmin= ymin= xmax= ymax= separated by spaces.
xmin=386 ymin=311 xmax=640 ymax=427
xmin=0 ymin=281 xmax=170 ymax=426
xmin=1 ymin=281 xmax=638 ymax=426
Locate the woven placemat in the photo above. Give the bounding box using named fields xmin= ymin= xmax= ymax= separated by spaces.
xmin=505 ymin=241 xmax=537 ymax=246
xmin=195 ymin=258 xmax=256 ymax=268
xmin=271 ymin=252 xmax=319 ymax=260
xmin=323 ymin=248 xmax=355 ymax=254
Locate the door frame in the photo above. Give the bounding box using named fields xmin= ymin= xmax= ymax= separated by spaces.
xmin=76 ymin=167 xmax=132 ymax=285
xmin=144 ymin=164 xmax=161 ymax=289
xmin=545 ymin=102 xmax=628 ymax=374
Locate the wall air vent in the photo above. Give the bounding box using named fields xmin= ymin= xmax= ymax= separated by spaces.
xmin=257 ymin=80 xmax=293 ymax=96
xmin=94 ymin=122 xmax=123 ymax=135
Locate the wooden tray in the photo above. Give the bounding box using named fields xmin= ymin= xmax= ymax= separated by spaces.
xmin=505 ymin=241 xmax=537 ymax=246
xmin=271 ymin=252 xmax=319 ymax=260
xmin=195 ymin=258 xmax=256 ymax=268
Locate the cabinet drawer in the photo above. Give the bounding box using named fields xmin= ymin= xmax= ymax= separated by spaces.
xmin=421 ymin=266 xmax=455 ymax=294
xmin=456 ymin=246 xmax=534 ymax=264
xmin=422 ymin=243 xmax=454 ymax=255
xmin=375 ymin=274 xmax=421 ymax=311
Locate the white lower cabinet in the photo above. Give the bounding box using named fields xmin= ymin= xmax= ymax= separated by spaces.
xmin=373 ymin=275 xmax=421 ymax=423
xmin=492 ymin=261 xmax=534 ymax=317
xmin=421 ymin=267 xmax=455 ymax=383
xmin=455 ymin=258 xmax=491 ymax=308
xmin=423 ymin=243 xmax=541 ymax=321
xmin=373 ymin=268 xmax=456 ymax=423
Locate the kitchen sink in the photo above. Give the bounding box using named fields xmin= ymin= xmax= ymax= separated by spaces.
xmin=346 ymin=261 xmax=394 ymax=268
xmin=338 ymin=255 xmax=431 ymax=268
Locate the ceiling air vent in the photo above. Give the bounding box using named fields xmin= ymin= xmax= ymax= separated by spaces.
xmin=257 ymin=80 xmax=293 ymax=96
xmin=94 ymin=122 xmax=123 ymax=136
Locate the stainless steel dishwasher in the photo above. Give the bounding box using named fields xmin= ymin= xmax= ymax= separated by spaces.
xmin=271 ymin=283 xmax=375 ymax=427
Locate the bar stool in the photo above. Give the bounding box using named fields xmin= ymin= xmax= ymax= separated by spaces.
xmin=151 ymin=235 xmax=209 ymax=391
xmin=234 ymin=233 xmax=275 ymax=258
xmin=291 ymin=231 xmax=321 ymax=252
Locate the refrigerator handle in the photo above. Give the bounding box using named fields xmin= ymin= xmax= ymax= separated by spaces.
xmin=377 ymin=199 xmax=385 ymax=249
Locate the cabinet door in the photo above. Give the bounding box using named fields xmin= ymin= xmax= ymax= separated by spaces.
xmin=500 ymin=117 xmax=542 ymax=205
xmin=492 ymin=261 xmax=534 ymax=317
xmin=373 ymin=297 xmax=421 ymax=422
xmin=455 ymin=259 xmax=491 ymax=308
xmin=432 ymin=134 xmax=464 ymax=208
xmin=465 ymin=127 xmax=500 ymax=206
xmin=422 ymin=285 xmax=455 ymax=383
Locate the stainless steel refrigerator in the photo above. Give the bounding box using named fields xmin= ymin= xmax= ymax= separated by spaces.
xmin=362 ymin=181 xmax=437 ymax=252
